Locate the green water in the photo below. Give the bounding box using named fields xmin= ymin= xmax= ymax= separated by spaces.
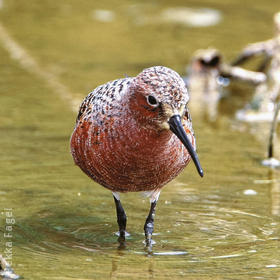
xmin=0 ymin=0 xmax=280 ymax=279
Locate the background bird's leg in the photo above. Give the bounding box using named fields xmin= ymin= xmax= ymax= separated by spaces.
xmin=113 ymin=192 xmax=127 ymax=241
xmin=268 ymin=101 xmax=280 ymax=158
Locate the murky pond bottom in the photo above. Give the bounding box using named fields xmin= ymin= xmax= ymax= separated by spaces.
xmin=1 ymin=0 xmax=280 ymax=279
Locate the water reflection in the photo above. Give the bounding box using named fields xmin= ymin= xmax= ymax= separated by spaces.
xmin=271 ymin=179 xmax=280 ymax=216
xmin=110 ymin=251 xmax=156 ymax=279
xmin=268 ymin=169 xmax=280 ymax=216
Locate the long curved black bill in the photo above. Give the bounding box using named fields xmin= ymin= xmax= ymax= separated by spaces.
xmin=168 ymin=115 xmax=204 ymax=177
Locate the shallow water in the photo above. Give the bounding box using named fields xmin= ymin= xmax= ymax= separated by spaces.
xmin=0 ymin=0 xmax=280 ymax=279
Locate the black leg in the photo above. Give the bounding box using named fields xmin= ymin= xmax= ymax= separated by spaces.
xmin=113 ymin=196 xmax=127 ymax=240
xmin=268 ymin=101 xmax=280 ymax=158
xmin=144 ymin=201 xmax=157 ymax=246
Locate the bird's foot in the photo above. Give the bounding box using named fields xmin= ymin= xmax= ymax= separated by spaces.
xmin=117 ymin=236 xmax=126 ymax=249
xmin=115 ymin=231 xmax=130 ymax=249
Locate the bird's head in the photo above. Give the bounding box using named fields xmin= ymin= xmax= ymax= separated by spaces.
xmin=129 ymin=66 xmax=203 ymax=177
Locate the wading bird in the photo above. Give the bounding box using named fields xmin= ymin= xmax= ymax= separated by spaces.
xmin=70 ymin=66 xmax=203 ymax=246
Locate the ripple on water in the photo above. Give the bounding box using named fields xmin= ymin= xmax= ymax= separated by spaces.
xmin=152 ymin=251 xmax=188 ymax=256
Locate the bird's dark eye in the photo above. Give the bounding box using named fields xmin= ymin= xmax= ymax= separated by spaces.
xmin=147 ymin=95 xmax=158 ymax=106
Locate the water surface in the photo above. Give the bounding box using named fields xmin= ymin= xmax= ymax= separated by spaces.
xmin=0 ymin=0 xmax=280 ymax=279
